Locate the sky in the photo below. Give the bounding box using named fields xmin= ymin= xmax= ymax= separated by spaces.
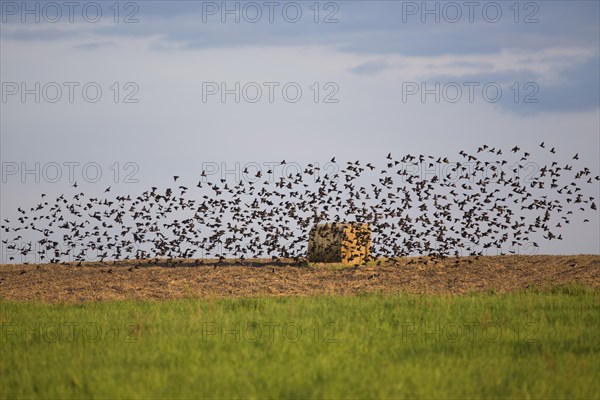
xmin=1 ymin=0 xmax=599 ymax=259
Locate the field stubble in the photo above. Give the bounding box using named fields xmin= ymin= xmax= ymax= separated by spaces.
xmin=0 ymin=255 xmax=598 ymax=303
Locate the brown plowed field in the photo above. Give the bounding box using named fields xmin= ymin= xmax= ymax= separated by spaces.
xmin=0 ymin=255 xmax=598 ymax=303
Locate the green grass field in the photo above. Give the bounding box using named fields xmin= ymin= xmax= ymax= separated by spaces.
xmin=1 ymin=286 xmax=598 ymax=399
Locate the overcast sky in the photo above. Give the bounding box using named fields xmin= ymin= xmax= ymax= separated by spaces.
xmin=1 ymin=0 xmax=599 ymax=257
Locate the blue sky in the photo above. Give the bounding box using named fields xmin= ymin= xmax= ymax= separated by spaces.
xmin=1 ymin=0 xmax=599 ymax=256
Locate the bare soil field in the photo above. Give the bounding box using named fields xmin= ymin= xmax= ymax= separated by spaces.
xmin=0 ymin=255 xmax=598 ymax=303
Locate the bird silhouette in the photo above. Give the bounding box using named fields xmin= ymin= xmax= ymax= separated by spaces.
xmin=0 ymin=144 xmax=597 ymax=265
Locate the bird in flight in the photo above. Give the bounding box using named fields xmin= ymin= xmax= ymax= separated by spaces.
xmin=1 ymin=144 xmax=597 ymax=265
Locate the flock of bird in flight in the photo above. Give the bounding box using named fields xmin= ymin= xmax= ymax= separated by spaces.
xmin=1 ymin=143 xmax=597 ymax=265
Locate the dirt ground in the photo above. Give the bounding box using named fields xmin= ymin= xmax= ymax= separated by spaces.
xmin=0 ymin=255 xmax=598 ymax=303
